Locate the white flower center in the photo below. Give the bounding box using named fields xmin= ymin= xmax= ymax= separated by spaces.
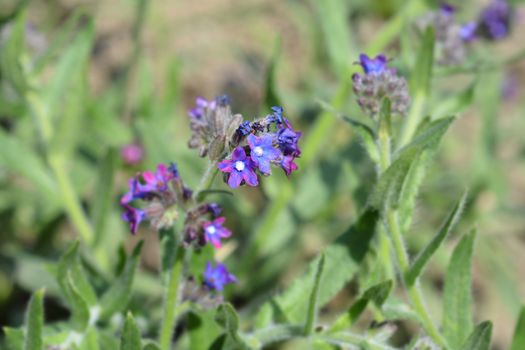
xmin=234 ymin=161 xmax=245 ymax=171
xmin=253 ymin=146 xmax=264 ymax=156
xmin=207 ymin=226 xmax=216 ymax=235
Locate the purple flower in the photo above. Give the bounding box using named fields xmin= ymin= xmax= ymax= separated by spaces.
xmin=205 ymin=203 xmax=222 ymax=217
xmin=203 ymin=262 xmax=237 ymax=291
xmin=203 ymin=217 xmax=232 ymax=248
xmin=459 ymin=22 xmax=478 ymax=42
xmin=247 ymin=134 xmax=281 ymax=174
xmin=122 ymin=205 xmax=146 ymax=234
xmin=281 ymin=156 xmax=298 ymax=176
xmin=267 ymin=106 xmax=285 ymax=124
xmin=217 ymin=147 xmax=259 ymax=188
xmin=358 ymin=54 xmax=389 ymax=75
xmin=277 ymin=126 xmax=302 ymax=157
xmin=478 ymin=0 xmax=511 ymax=40
xmin=121 ymin=143 xmax=144 ymax=166
xmin=440 ymin=3 xmax=455 ymax=16
xmin=188 ymin=97 xmax=216 ymax=120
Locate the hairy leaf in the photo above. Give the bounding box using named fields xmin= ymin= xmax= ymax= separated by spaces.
xmin=406 ymin=191 xmax=467 ymax=285
xmin=24 ymin=289 xmax=45 ymax=350
xmin=460 ymin=321 xmax=492 ymax=350
xmin=100 ymin=241 xmax=143 ymax=319
xmin=410 ymin=27 xmax=434 ymax=97
xmin=274 ymin=208 xmax=379 ymax=323
xmin=304 ymin=254 xmax=326 ymax=335
xmin=120 ymin=313 xmax=142 ymax=350
xmin=510 ymin=306 xmax=525 ymax=350
xmin=4 ymin=327 xmax=24 ymax=350
xmin=443 ymin=228 xmax=477 ymax=348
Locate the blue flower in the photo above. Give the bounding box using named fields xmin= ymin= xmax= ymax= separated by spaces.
xmin=247 ymin=134 xmax=281 ymax=174
xmin=121 ymin=205 xmax=147 ymax=234
xmin=236 ymin=121 xmax=252 ymax=137
xmin=205 ymin=203 xmax=222 ymax=217
xmin=217 ymin=147 xmax=259 ymax=188
xmin=459 ymin=22 xmax=478 ymax=42
xmin=203 ymin=217 xmax=232 ymax=248
xmin=281 ymin=155 xmax=298 ymax=176
xmin=203 ymin=262 xmax=237 ymax=291
xmin=267 ymin=106 xmax=285 ymax=124
xmin=358 ymin=54 xmax=389 ymax=75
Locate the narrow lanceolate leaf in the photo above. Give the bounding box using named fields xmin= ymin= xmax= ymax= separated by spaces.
xmin=100 ymin=241 xmax=144 ymax=319
xmin=24 ymin=289 xmax=45 ymax=350
xmin=56 ymin=241 xmax=97 ymax=307
xmin=91 ymin=148 xmax=117 ymax=246
xmin=406 ymin=192 xmax=468 ymax=286
xmin=410 ymin=27 xmax=435 ymax=97
xmin=120 ymin=313 xmax=142 ymax=350
xmin=369 ymin=117 xmax=454 ymax=212
xmin=274 ymin=208 xmax=379 ymax=324
xmin=510 ymin=306 xmax=525 ymax=350
xmin=460 ymin=321 xmax=492 ymax=350
xmin=443 ymin=229 xmax=477 ymax=349
xmin=78 ymin=327 xmax=100 ymax=350
xmin=142 ymin=342 xmax=162 ymax=350
xmin=4 ymin=327 xmax=24 ymax=350
xmin=330 ymin=280 xmax=393 ymax=333
xmin=304 ymin=254 xmax=326 ymax=335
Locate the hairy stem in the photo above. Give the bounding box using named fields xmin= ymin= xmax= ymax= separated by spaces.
xmin=159 ymin=244 xmax=184 ymax=350
xmin=376 ymin=128 xmax=447 ymax=348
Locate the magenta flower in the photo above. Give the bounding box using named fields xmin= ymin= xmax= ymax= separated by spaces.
xmin=217 ymin=147 xmax=258 ymax=188
xmin=203 ymin=262 xmax=237 ymax=291
xmin=281 ymin=155 xmax=298 ymax=176
xmin=121 ymin=143 xmax=144 ymax=166
xmin=203 ymin=217 xmax=231 ymax=248
xmin=121 ymin=205 xmax=147 ymax=234
xmin=140 ymin=163 xmax=179 ymax=193
xmin=247 ymin=134 xmax=281 ymax=174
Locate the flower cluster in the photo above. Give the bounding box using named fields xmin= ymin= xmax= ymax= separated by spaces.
xmin=418 ymin=4 xmax=476 ymax=66
xmin=352 ymin=54 xmax=411 ymax=117
xmin=418 ymin=1 xmax=512 ymax=65
xmin=187 ymin=98 xmax=302 ymax=188
xmin=120 ymin=162 xmax=236 ymax=293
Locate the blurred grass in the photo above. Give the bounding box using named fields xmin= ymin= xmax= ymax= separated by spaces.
xmin=0 ymin=0 xmax=524 ymax=348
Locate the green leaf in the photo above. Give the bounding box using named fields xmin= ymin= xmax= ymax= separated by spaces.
xmin=0 ymin=129 xmax=56 ymax=199
xmin=274 ymin=208 xmax=379 ymax=323
xmin=510 ymin=306 xmax=525 ymax=350
xmin=56 ymin=241 xmax=97 ymax=306
xmin=410 ymin=27 xmax=435 ymax=97
xmin=100 ymin=241 xmax=143 ymax=319
xmin=460 ymin=321 xmax=492 ymax=350
xmin=406 ymin=191 xmax=467 ymax=286
xmin=24 ymin=289 xmax=45 ymax=350
xmin=78 ymin=328 xmax=100 ymax=350
xmin=142 ymin=342 xmax=161 ymax=350
xmin=311 ymin=0 xmax=354 ymax=75
xmin=4 ymin=327 xmax=24 ymax=350
xmin=188 ymin=311 xmax=222 ymax=350
xmin=120 ymin=312 xmax=142 ymax=350
xmin=370 ymin=117 xmax=454 ymax=211
xmin=263 ymin=36 xmax=283 ymax=110
xmin=65 ymin=271 xmax=90 ymax=330
xmin=214 ymin=304 xmax=250 ymax=350
xmin=0 ymin=11 xmax=27 ymax=95
xmin=90 ymin=148 xmax=117 ymax=246
xmin=304 ymin=254 xmax=326 ymax=335
xmin=443 ymin=228 xmax=477 ymax=349
xmin=329 ymin=280 xmax=393 ymax=333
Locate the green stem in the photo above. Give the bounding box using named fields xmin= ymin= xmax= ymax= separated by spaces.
xmin=195 ymin=160 xmax=219 ymax=201
xmin=377 ymin=129 xmax=447 ymax=348
xmin=159 ymin=245 xmax=185 ymax=350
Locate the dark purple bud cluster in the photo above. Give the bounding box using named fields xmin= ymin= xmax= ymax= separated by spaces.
xmin=352 ymin=54 xmax=411 ymax=117
xmin=216 ymin=106 xmax=301 ymax=188
xmin=418 ymin=1 xmax=513 ymax=65
xmin=477 ymin=0 xmax=512 ymax=40
xmin=187 ymin=97 xmax=243 ymax=160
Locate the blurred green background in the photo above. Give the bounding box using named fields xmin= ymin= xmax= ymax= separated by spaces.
xmin=0 ymin=0 xmax=524 ymax=348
